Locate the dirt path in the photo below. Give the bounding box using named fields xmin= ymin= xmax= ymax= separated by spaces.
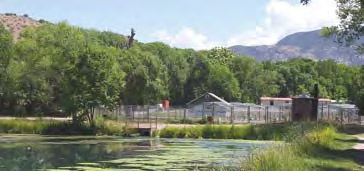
xmin=353 ymin=134 xmax=364 ymax=150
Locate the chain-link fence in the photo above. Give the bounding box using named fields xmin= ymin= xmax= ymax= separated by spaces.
xmin=94 ymin=103 xmax=292 ymax=125
xmin=317 ymin=104 xmax=362 ymax=124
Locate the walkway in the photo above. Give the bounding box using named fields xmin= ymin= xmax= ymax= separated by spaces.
xmin=353 ymin=134 xmax=364 ymax=150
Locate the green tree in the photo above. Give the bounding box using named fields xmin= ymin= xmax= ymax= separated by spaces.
xmin=140 ymin=42 xmax=191 ymax=105
xmin=120 ymin=46 xmax=167 ymax=105
xmin=207 ymin=64 xmax=241 ymax=101
xmin=17 ymin=23 xmax=125 ymax=124
xmin=0 ymin=25 xmax=15 ymax=111
xmin=206 ymin=47 xmax=236 ymax=65
xmin=229 ymin=56 xmax=258 ymax=102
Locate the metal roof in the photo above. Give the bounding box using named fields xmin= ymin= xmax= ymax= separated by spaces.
xmin=186 ymin=93 xmax=231 ymax=107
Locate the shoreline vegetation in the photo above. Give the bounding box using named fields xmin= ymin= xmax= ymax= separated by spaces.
xmin=241 ymin=126 xmax=363 ymax=171
xmin=156 ymin=123 xmax=363 ymax=170
xmin=0 ymin=118 xmax=125 ymax=135
xmin=0 ymin=119 xmax=362 ymax=170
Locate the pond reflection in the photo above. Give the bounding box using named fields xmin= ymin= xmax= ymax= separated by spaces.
xmin=0 ymin=135 xmax=272 ymax=170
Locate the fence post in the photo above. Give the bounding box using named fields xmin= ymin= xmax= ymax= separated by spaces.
xmin=278 ymin=106 xmax=282 ymax=122
xmin=247 ymin=106 xmax=251 ymax=123
xmin=174 ymin=108 xmax=177 ymax=120
xmin=340 ymin=109 xmax=343 ymax=126
xmin=202 ymin=103 xmax=205 ymax=120
xmin=155 ymin=115 xmax=158 ymax=129
xmin=321 ymin=104 xmax=324 ymax=121
xmin=183 ymin=108 xmax=186 ymax=120
xmin=265 ymin=106 xmax=268 ymax=123
xmin=167 ymin=107 xmax=170 ymax=122
xmin=268 ymin=106 xmax=271 ymax=123
xmin=142 ymin=105 xmax=145 ymax=122
xmin=137 ymin=118 xmax=140 ymax=129
xmin=147 ymin=105 xmax=150 ymax=123
xmin=230 ymin=106 xmax=234 ymax=124
xmin=328 ymin=105 xmax=331 ymax=121
xmin=212 ymin=102 xmax=215 ymax=124
xmin=132 ymin=106 xmax=135 ymax=121
xmin=358 ymin=109 xmax=361 ymax=125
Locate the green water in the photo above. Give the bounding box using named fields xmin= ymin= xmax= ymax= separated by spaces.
xmin=0 ymin=135 xmax=273 ymax=170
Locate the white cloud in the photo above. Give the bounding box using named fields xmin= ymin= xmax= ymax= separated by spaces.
xmin=151 ymin=0 xmax=339 ymax=49
xmin=151 ymin=27 xmax=221 ymax=50
xmin=227 ymin=0 xmax=339 ymax=46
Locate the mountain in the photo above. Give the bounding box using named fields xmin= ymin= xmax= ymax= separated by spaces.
xmin=0 ymin=13 xmax=41 ymax=41
xmin=229 ymin=30 xmax=364 ymax=66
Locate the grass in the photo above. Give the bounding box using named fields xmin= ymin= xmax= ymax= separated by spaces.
xmin=0 ymin=117 xmax=125 ymax=135
xmin=157 ymin=123 xmax=364 ymax=170
xmin=241 ymin=124 xmax=363 ymax=171
xmin=157 ymin=123 xmax=296 ymax=140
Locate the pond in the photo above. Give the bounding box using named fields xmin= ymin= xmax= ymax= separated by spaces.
xmin=0 ymin=135 xmax=273 ymax=170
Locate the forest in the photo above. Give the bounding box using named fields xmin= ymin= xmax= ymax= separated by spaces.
xmin=0 ymin=22 xmax=363 ymax=118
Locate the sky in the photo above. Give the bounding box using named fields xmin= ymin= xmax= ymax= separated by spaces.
xmin=0 ymin=0 xmax=339 ymax=50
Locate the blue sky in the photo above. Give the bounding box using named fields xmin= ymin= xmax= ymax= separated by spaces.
xmin=0 ymin=0 xmax=339 ymax=49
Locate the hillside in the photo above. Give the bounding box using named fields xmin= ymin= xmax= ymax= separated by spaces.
xmin=229 ymin=30 xmax=364 ymax=66
xmin=0 ymin=13 xmax=41 ymax=41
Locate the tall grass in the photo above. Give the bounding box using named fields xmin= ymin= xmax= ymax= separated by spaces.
xmin=0 ymin=118 xmax=125 ymax=135
xmin=242 ymin=123 xmax=341 ymax=171
xmin=157 ymin=123 xmax=293 ymax=140
xmin=0 ymin=119 xmax=52 ymax=134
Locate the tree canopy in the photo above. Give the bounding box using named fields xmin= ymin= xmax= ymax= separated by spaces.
xmin=0 ymin=22 xmax=363 ymax=119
